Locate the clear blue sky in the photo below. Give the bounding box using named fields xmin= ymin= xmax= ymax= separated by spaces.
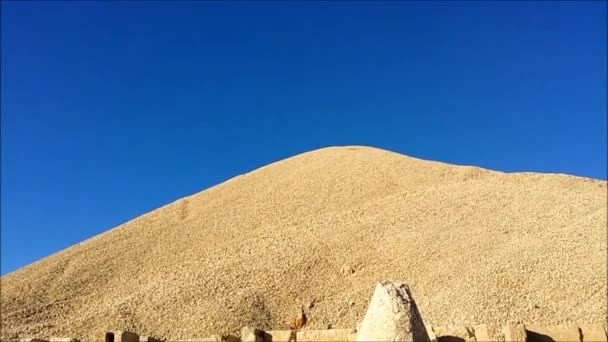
xmin=1 ymin=1 xmax=606 ymax=275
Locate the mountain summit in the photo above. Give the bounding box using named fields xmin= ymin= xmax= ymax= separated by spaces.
xmin=2 ymin=146 xmax=606 ymax=341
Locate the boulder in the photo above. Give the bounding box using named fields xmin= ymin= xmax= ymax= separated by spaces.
xmin=356 ymin=281 xmax=430 ymax=342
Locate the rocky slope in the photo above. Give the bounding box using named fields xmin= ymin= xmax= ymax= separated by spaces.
xmin=2 ymin=146 xmax=606 ymax=341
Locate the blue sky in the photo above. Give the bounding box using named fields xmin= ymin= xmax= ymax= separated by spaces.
xmin=1 ymin=1 xmax=606 ymax=275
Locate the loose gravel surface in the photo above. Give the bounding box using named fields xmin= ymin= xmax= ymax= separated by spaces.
xmin=2 ymin=146 xmax=606 ymax=342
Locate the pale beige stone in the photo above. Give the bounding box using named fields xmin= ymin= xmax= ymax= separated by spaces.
xmin=157 ymin=336 xmax=233 ymax=342
xmin=526 ymin=325 xmax=581 ymax=342
xmin=189 ymin=336 xmax=222 ymax=342
xmin=262 ymin=330 xmax=296 ymax=342
xmin=432 ymin=325 xmax=476 ymax=341
xmin=105 ymin=331 xmax=139 ymax=342
xmin=242 ymin=327 xmax=265 ymax=342
xmin=297 ymin=329 xmax=354 ymax=342
xmin=425 ymin=325 xmax=438 ymax=342
xmin=502 ymin=324 xmax=526 ymax=342
xmin=138 ymin=336 xmax=161 ymax=342
xmin=580 ymin=324 xmax=607 ymax=342
xmin=356 ymin=281 xmax=430 ymax=342
xmin=224 ymin=335 xmax=241 ymax=342
xmin=474 ymin=324 xmax=492 ymax=342
xmin=50 ymin=338 xmax=80 ymax=342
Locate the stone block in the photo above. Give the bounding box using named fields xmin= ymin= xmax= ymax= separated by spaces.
xmin=580 ymin=324 xmax=607 ymax=342
xmin=189 ymin=336 xmax=222 ymax=342
xmin=139 ymin=337 xmax=162 ymax=342
xmin=223 ymin=335 xmax=241 ymax=342
xmin=474 ymin=324 xmax=492 ymax=342
xmin=526 ymin=324 xmax=580 ymax=342
xmin=297 ymin=329 xmax=354 ymax=341
xmin=105 ymin=331 xmax=139 ymax=342
xmin=502 ymin=324 xmax=526 ymax=342
xmin=50 ymin=338 xmax=80 ymax=342
xmin=432 ymin=325 xmax=476 ymax=341
xmin=262 ymin=330 xmax=296 ymax=342
xmin=242 ymin=327 xmax=265 ymax=342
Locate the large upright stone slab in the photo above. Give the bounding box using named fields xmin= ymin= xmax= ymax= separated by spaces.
xmin=502 ymin=324 xmax=526 ymax=342
xmin=356 ymin=281 xmax=430 ymax=342
xmin=473 ymin=324 xmax=491 ymax=342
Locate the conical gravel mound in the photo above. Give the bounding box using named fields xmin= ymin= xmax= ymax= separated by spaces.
xmin=2 ymin=146 xmax=606 ymax=341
